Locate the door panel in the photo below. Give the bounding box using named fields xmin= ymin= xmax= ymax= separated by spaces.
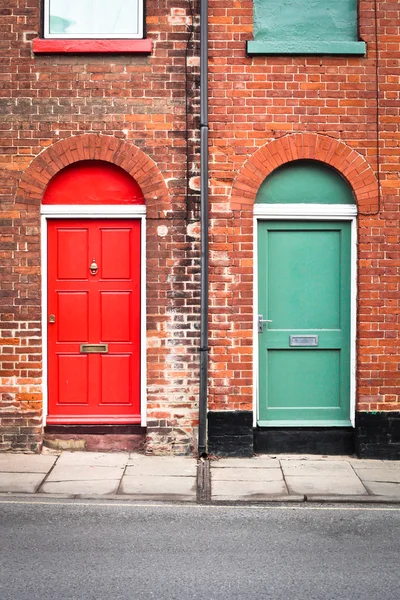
xmin=100 ymin=292 xmax=131 ymax=341
xmin=267 ymin=350 xmax=340 ymax=409
xmin=57 ymin=292 xmax=89 ymax=341
xmin=101 ymin=355 xmax=131 ymax=404
xmin=268 ymin=229 xmax=341 ymax=329
xmin=48 ymin=219 xmax=141 ymax=424
xmin=258 ymin=220 xmax=351 ymax=426
xmin=57 ymin=355 xmax=88 ymax=405
xmin=101 ymin=228 xmax=132 ymax=279
xmin=57 ymin=228 xmax=88 ymax=279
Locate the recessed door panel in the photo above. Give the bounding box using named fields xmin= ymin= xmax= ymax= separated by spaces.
xmin=101 ymin=228 xmax=131 ymax=279
xmin=258 ymin=220 xmax=351 ymax=426
xmin=57 ymin=355 xmax=88 ymax=405
xmin=57 ymin=292 xmax=89 ymax=342
xmin=100 ymin=355 xmax=132 ymax=405
xmin=101 ymin=292 xmax=131 ymax=342
xmin=57 ymin=229 xmax=88 ymax=280
xmin=48 ymin=219 xmax=141 ymax=424
xmin=268 ymin=230 xmax=340 ymax=330
xmin=267 ymin=350 xmax=340 ymax=410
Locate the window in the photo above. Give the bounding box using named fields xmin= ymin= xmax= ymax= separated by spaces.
xmin=44 ymin=0 xmax=143 ymax=39
xmin=247 ymin=0 xmax=366 ymax=56
xmin=33 ymin=0 xmax=151 ymax=53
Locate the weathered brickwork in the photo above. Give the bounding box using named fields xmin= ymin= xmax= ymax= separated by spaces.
xmin=1 ymin=0 xmax=399 ymax=455
xmin=207 ymin=1 xmax=400 ymax=418
xmin=0 ymin=1 xmax=200 ymax=453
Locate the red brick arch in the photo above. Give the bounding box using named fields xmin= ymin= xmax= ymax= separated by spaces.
xmin=15 ymin=134 xmax=170 ymax=217
xmin=230 ymin=134 xmax=379 ymax=214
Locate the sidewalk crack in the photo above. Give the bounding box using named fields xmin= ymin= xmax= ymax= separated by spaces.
xmin=36 ymin=455 xmax=61 ymax=493
xmin=349 ymin=462 xmax=371 ymax=496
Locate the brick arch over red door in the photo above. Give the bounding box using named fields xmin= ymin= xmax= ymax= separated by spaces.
xmin=15 ymin=134 xmax=170 ymax=217
xmin=230 ymin=134 xmax=379 ymax=213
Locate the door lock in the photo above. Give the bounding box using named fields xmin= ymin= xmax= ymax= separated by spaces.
xmin=49 ymin=314 xmax=56 ymax=324
xmin=258 ymin=315 xmax=272 ymax=333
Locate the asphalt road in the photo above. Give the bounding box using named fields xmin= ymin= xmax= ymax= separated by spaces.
xmin=1 ymin=500 xmax=399 ymax=600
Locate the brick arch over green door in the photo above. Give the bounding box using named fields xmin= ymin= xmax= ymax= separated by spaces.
xmin=256 ymin=160 xmax=356 ymax=205
xmin=256 ymin=158 xmax=355 ymax=427
xmin=229 ymin=133 xmax=379 ymax=213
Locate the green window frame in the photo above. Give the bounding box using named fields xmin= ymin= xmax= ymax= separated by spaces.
xmin=247 ymin=0 xmax=366 ymax=56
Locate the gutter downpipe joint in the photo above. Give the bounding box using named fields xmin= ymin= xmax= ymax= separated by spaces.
xmin=198 ymin=0 xmax=209 ymax=457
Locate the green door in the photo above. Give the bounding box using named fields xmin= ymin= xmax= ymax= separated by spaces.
xmin=258 ymin=220 xmax=351 ymax=426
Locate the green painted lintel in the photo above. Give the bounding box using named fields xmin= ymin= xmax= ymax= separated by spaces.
xmin=247 ymin=40 xmax=366 ymax=56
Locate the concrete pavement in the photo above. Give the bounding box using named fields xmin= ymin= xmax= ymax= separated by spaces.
xmin=210 ymin=456 xmax=400 ymax=503
xmin=0 ymin=452 xmax=400 ymax=503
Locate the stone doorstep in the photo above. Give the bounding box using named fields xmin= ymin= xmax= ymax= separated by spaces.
xmin=43 ymin=434 xmax=144 ymax=453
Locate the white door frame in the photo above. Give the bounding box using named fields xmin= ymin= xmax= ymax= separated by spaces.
xmin=253 ymin=203 xmax=358 ymax=428
xmin=41 ymin=204 xmax=147 ymax=427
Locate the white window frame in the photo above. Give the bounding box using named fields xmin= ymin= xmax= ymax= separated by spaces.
xmin=43 ymin=0 xmax=144 ymax=39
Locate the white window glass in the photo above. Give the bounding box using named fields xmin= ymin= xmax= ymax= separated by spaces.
xmin=45 ymin=0 xmax=143 ymax=38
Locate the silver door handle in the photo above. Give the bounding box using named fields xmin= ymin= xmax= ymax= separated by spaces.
xmin=258 ymin=315 xmax=272 ymax=333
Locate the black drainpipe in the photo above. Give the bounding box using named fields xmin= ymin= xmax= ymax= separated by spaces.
xmin=198 ymin=0 xmax=209 ymax=456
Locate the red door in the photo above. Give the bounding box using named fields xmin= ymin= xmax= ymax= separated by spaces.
xmin=47 ymin=219 xmax=141 ymax=424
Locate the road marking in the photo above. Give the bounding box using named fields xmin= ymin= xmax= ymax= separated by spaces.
xmin=0 ymin=498 xmax=400 ymax=511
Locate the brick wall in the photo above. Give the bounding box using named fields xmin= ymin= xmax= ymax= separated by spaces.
xmin=207 ymin=0 xmax=400 ymax=415
xmin=1 ymin=0 xmax=399 ymax=454
xmin=0 ymin=1 xmax=201 ymax=453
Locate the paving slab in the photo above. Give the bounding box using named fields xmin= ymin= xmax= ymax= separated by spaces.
xmin=46 ymin=465 xmax=125 ymax=482
xmin=125 ymin=456 xmax=196 ymax=477
xmin=285 ymin=475 xmax=368 ymax=496
xmin=280 ymin=459 xmax=357 ymax=477
xmin=212 ymin=458 xmax=279 ymax=469
xmin=275 ymin=454 xmax=353 ymax=461
xmin=40 ymin=480 xmax=120 ymax=495
xmin=212 ymin=467 xmax=283 ymax=482
xmin=0 ymin=454 xmax=57 ymax=473
xmin=0 ymin=473 xmax=46 ymax=493
xmin=55 ymin=452 xmax=129 ymax=468
xmin=120 ymin=475 xmax=196 ymax=500
xmin=362 ymin=481 xmax=400 ymax=498
xmin=212 ymin=479 xmax=288 ymax=501
xmin=352 ymin=465 xmax=400 ymax=483
xmin=348 ymin=459 xmax=386 ymax=466
xmin=281 ymin=460 xmax=369 ymax=496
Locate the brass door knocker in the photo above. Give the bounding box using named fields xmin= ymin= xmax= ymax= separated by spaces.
xmin=90 ymin=258 xmax=98 ymax=275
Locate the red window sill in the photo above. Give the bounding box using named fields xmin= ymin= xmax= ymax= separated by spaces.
xmin=33 ymin=38 xmax=152 ymax=54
